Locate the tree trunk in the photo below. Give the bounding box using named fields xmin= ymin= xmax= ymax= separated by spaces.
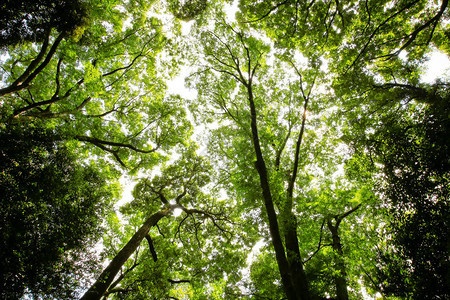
xmin=327 ymin=220 xmax=349 ymax=300
xmin=81 ymin=209 xmax=172 ymax=300
xmin=246 ymin=84 xmax=300 ymax=300
xmin=284 ymin=214 xmax=311 ymax=300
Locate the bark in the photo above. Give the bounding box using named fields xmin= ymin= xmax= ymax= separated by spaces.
xmin=326 ymin=204 xmax=361 ymax=300
xmin=285 ymin=215 xmax=310 ymax=300
xmin=327 ymin=221 xmax=349 ymax=300
xmin=283 ymin=77 xmax=311 ymax=300
xmin=81 ymin=208 xmax=172 ymax=300
xmin=246 ymin=83 xmax=298 ymax=300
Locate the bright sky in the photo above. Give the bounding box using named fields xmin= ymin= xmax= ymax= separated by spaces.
xmin=422 ymin=50 xmax=450 ymax=83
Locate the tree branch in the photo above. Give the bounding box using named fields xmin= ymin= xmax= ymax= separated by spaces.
xmin=168 ymin=279 xmax=191 ymax=284
xmin=0 ymin=31 xmax=66 ymax=97
xmin=242 ymin=0 xmax=290 ymax=23
xmin=145 ymin=234 xmax=158 ymax=262
xmin=75 ymin=135 xmax=159 ymax=154
xmin=346 ymin=0 xmax=420 ymax=71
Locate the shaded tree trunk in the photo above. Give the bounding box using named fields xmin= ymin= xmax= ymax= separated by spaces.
xmin=247 ymin=84 xmax=300 ymax=300
xmin=285 ymin=214 xmax=310 ymax=300
xmin=247 ymin=83 xmax=310 ymax=300
xmin=327 ymin=220 xmax=349 ymax=300
xmin=326 ymin=204 xmax=361 ymax=300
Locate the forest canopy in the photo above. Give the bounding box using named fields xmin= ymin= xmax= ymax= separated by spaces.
xmin=0 ymin=0 xmax=448 ymax=299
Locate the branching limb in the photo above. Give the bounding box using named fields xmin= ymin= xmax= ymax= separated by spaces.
xmin=76 ymin=135 xmax=159 ymax=154
xmin=388 ymin=0 xmax=448 ymax=58
xmin=335 ymin=203 xmax=362 ymax=227
xmin=0 ymin=31 xmax=50 ymax=96
xmin=242 ymin=0 xmax=290 ymax=23
xmin=303 ymin=219 xmax=332 ymax=263
xmin=0 ymin=31 xmax=66 ymax=97
xmin=105 ymin=259 xmax=140 ymax=297
xmin=145 ymin=234 xmax=158 ymax=262
xmin=12 ymin=77 xmax=85 ymax=117
xmin=286 ymin=60 xmax=315 ymax=202
xmin=346 ymin=0 xmax=421 ymax=71
xmin=168 ymin=279 xmax=190 ymax=284
xmin=275 ymin=122 xmax=292 ymax=170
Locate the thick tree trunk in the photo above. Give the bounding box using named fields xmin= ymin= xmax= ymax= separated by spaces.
xmin=246 ymin=84 xmax=300 ymax=300
xmin=81 ymin=209 xmax=172 ymax=300
xmin=284 ymin=214 xmax=310 ymax=300
xmin=327 ymin=221 xmax=349 ymax=300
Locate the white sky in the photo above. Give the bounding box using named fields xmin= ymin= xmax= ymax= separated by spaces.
xmin=422 ymin=50 xmax=450 ymax=83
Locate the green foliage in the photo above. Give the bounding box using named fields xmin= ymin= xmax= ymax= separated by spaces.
xmin=0 ymin=0 xmax=191 ymax=172
xmin=1 ymin=0 xmax=448 ymax=298
xmin=0 ymin=124 xmax=116 ymax=299
xmin=374 ymin=87 xmax=449 ymax=299
xmin=168 ymin=0 xmax=208 ymax=20
xmin=97 ymin=145 xmax=248 ymax=299
xmin=248 ymin=245 xmax=285 ymax=299
xmin=343 ymin=82 xmax=449 ymax=298
xmin=0 ymin=0 xmax=89 ymax=47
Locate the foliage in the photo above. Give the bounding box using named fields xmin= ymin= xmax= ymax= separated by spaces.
xmin=0 ymin=0 xmax=89 ymax=47
xmin=168 ymin=0 xmax=209 ymax=21
xmin=0 ymin=124 xmax=116 ymax=299
xmin=0 ymin=0 xmax=190 ymax=172
xmin=85 ymin=145 xmax=248 ymax=299
xmin=0 ymin=0 xmax=448 ymax=299
xmin=345 ymin=83 xmax=450 ymax=299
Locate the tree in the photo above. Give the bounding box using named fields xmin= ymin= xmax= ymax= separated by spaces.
xmin=185 ymin=0 xmax=448 ymax=296
xmin=82 ymin=145 xmax=246 ymax=299
xmin=1 ymin=0 xmax=448 ymax=298
xmin=0 ymin=0 xmax=89 ymax=47
xmin=186 ymin=18 xmax=383 ymax=299
xmin=0 ymin=0 xmax=191 ymax=171
xmin=0 ymin=123 xmax=117 ymax=299
xmin=343 ymin=83 xmax=450 ymax=298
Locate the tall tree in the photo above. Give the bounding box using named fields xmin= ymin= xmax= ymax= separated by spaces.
xmin=187 ymin=19 xmax=380 ymax=299
xmin=343 ymin=83 xmax=450 ymax=299
xmin=82 ymin=145 xmax=246 ymax=299
xmin=0 ymin=124 xmax=117 ymax=299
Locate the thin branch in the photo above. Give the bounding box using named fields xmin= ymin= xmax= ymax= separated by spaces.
xmin=13 ymin=97 xmax=60 ymax=116
xmin=303 ymin=218 xmax=335 ymax=264
xmin=336 ymin=203 xmax=362 ymax=227
xmin=275 ymin=123 xmax=292 ymax=170
xmin=242 ymin=0 xmax=290 ymax=23
xmin=346 ymin=0 xmax=420 ymax=71
xmin=208 ymin=65 xmax=243 ymax=84
xmin=156 ymin=224 xmax=165 ymax=238
xmin=286 ymin=61 xmax=313 ymax=201
xmin=49 ymin=57 xmax=63 ymax=105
